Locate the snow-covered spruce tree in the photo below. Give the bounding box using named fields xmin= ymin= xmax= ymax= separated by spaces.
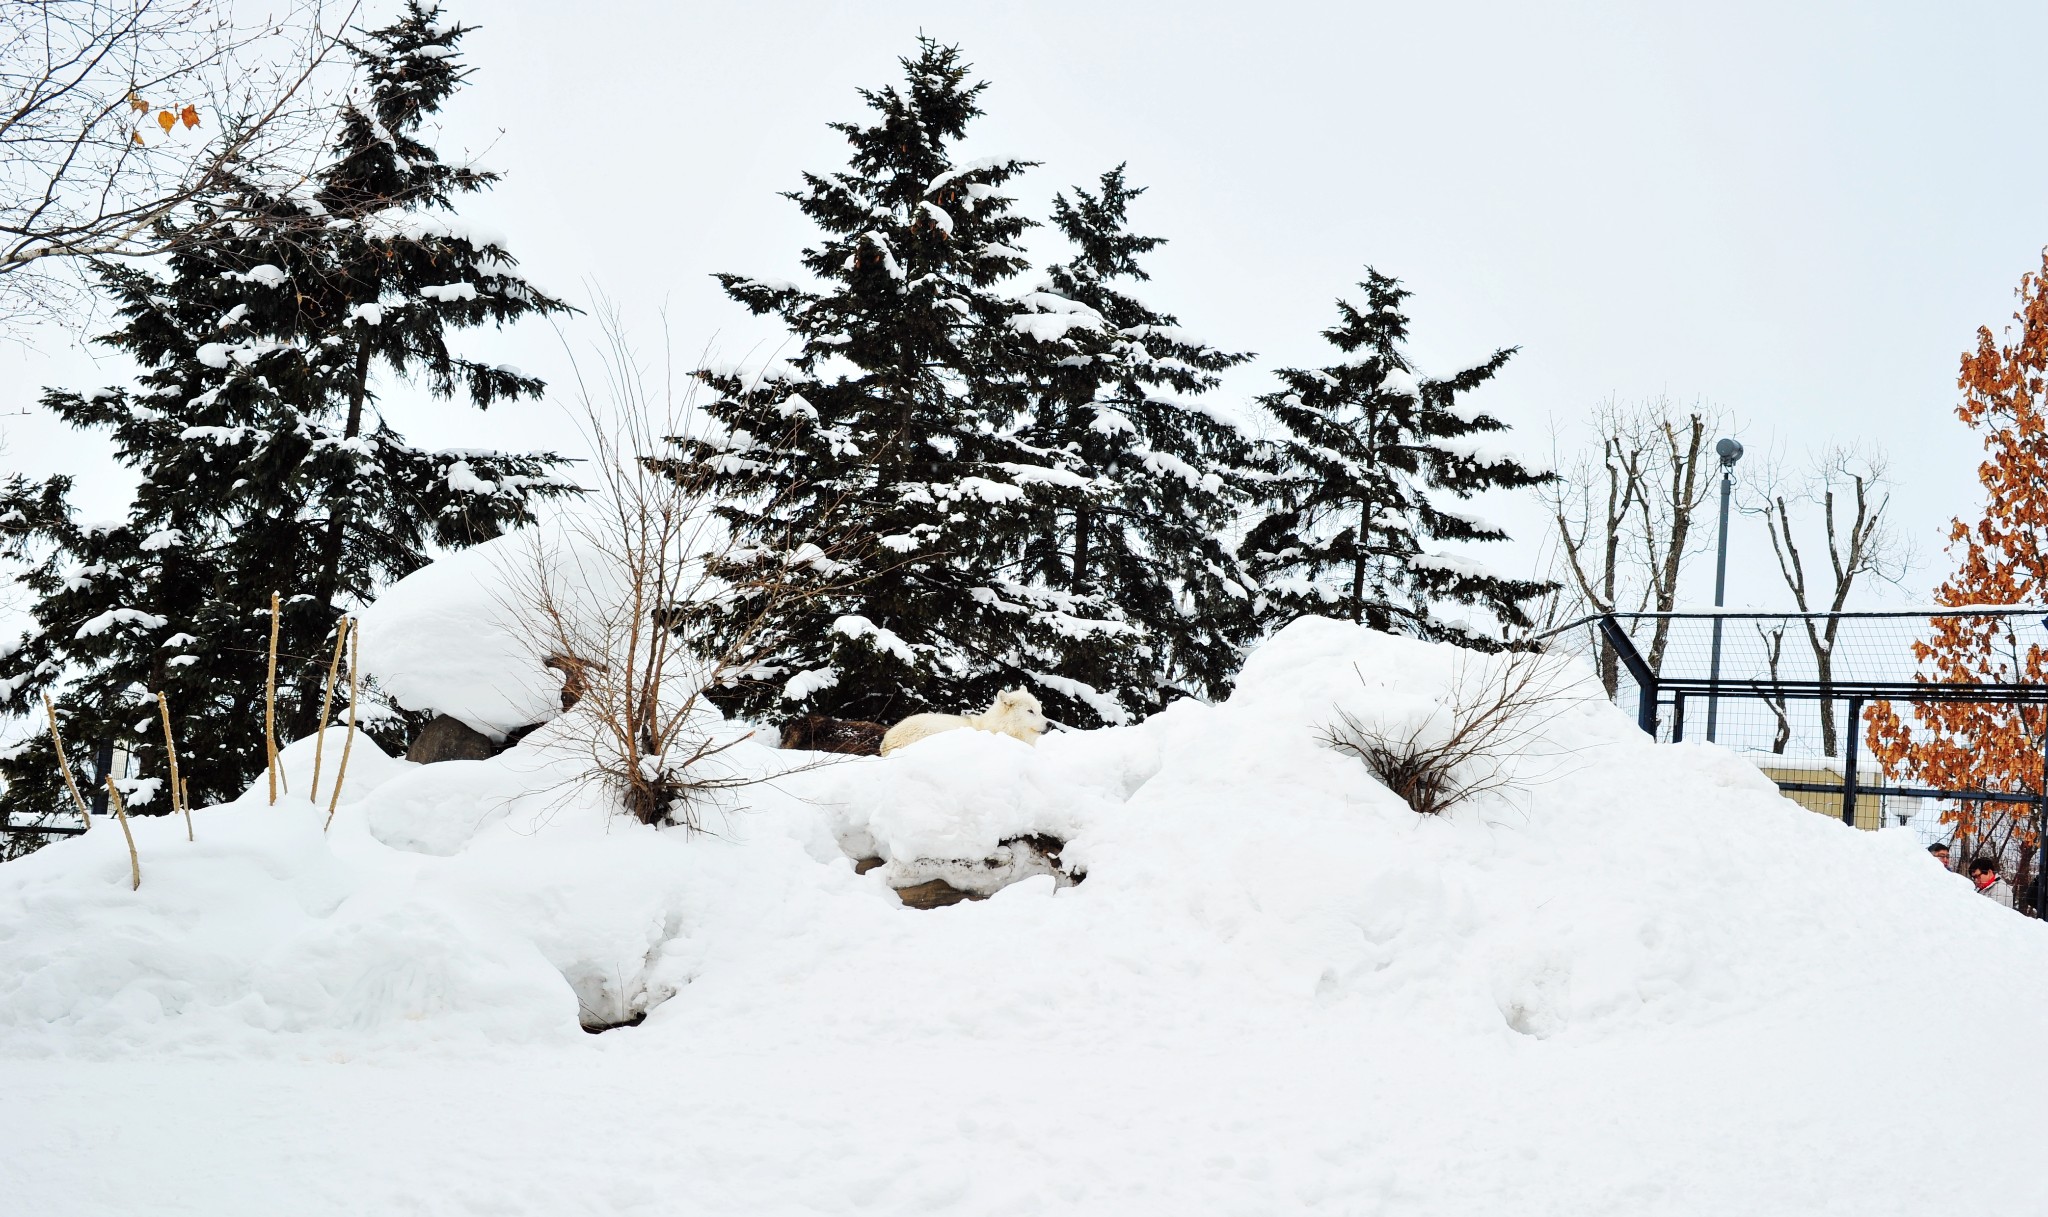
xmin=1011 ymin=165 xmax=1259 ymax=712
xmin=1240 ymin=269 xmax=1553 ymax=642
xmin=684 ymin=39 xmax=1136 ymax=728
xmin=0 ymin=3 xmax=570 ymax=823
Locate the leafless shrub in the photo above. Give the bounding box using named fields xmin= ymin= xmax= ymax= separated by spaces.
xmin=507 ymin=310 xmax=848 ymax=830
xmin=1321 ymin=650 xmax=1586 ymax=816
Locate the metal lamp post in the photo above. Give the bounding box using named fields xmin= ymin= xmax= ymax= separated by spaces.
xmin=1705 ymin=437 xmax=1743 ymax=742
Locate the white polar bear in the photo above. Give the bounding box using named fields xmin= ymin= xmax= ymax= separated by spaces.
xmin=879 ymin=689 xmax=1048 ymax=756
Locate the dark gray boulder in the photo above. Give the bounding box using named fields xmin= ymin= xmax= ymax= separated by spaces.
xmin=406 ymin=714 xmax=498 ymax=764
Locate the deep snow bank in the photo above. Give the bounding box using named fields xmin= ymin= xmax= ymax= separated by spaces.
xmin=4 ymin=616 xmax=2038 ymax=1058
xmin=9 ymin=618 xmax=2048 ymax=1215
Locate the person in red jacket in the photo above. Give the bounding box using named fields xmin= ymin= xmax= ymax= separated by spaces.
xmin=1969 ymin=856 xmax=2014 ymax=909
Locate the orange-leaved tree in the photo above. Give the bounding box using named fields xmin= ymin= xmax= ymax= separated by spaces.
xmin=1868 ymin=248 xmax=2048 ymax=867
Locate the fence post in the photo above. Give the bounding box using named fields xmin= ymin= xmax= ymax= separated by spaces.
xmin=89 ymin=735 xmax=113 ymax=817
xmin=2038 ymin=725 xmax=2048 ymax=920
xmin=1672 ymin=694 xmax=1686 ymax=743
xmin=2037 ymin=799 xmax=2048 ymax=922
xmin=1840 ymin=696 xmax=1863 ymax=828
xmin=1597 ymin=615 xmax=1659 ymax=738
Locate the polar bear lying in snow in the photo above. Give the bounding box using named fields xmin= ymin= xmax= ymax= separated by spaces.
xmin=879 ymin=689 xmax=1048 ymax=756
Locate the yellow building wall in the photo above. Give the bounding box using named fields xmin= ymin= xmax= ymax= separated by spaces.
xmin=1755 ymin=761 xmax=1890 ymax=831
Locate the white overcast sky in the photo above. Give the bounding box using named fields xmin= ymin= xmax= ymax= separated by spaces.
xmin=6 ymin=0 xmax=2046 ymax=613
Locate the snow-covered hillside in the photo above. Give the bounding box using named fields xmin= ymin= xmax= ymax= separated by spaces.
xmin=4 ymin=617 xmax=2046 ymax=1216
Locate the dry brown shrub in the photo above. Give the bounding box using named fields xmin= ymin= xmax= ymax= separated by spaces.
xmin=1321 ymin=649 xmax=1584 ymax=816
xmin=508 ymin=313 xmax=850 ymax=829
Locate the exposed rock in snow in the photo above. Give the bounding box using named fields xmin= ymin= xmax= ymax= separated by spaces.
xmin=405 ymin=714 xmax=498 ymax=764
xmin=881 ymin=832 xmax=1079 ymax=908
xmin=777 ymin=713 xmax=887 ymax=755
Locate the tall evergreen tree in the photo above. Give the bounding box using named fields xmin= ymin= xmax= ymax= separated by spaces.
xmin=1012 ymin=166 xmax=1259 ymax=714
xmin=0 ymin=2 xmax=570 ymax=827
xmin=687 ymin=39 xmax=1130 ymax=727
xmin=1241 ymin=269 xmax=1552 ymax=642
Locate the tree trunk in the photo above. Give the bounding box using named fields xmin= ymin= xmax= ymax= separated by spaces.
xmin=1817 ymin=649 xmax=1839 ymax=758
xmin=297 ymin=343 xmax=373 ymax=738
xmin=89 ymin=734 xmax=113 ymax=816
xmin=1597 ymin=503 xmax=1622 ymax=696
xmin=1073 ymin=502 xmax=1092 ymax=594
xmin=875 ymin=339 xmax=917 ymax=493
xmin=1350 ymin=500 xmax=1369 ymax=623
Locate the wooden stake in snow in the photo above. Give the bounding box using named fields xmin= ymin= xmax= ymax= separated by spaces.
xmin=265 ymin=590 xmax=282 ymax=804
xmin=104 ymin=775 xmax=140 ymax=891
xmin=309 ymin=617 xmax=349 ymax=803
xmin=325 ymin=620 xmax=360 ymax=832
xmin=42 ymin=693 xmax=90 ymax=832
xmin=157 ymin=691 xmax=191 ymax=842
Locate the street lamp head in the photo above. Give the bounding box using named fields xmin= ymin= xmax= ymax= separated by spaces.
xmin=1716 ymin=437 xmax=1744 ymax=468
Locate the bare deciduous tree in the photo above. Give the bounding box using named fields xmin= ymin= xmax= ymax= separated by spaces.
xmin=1756 ymin=620 xmax=1793 ymax=754
xmin=0 ymin=0 xmax=352 ymax=329
xmin=1749 ymin=445 xmax=1912 ymax=756
xmin=1547 ymin=397 xmax=1727 ymax=694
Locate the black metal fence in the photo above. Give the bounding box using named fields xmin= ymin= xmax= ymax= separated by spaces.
xmin=0 ymin=742 xmax=133 ymax=852
xmin=1548 ymin=609 xmax=2048 ymax=914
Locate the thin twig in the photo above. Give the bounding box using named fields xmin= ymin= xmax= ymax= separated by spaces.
xmin=157 ymin=690 xmax=190 ymax=841
xmin=309 ymin=616 xmax=347 ymax=802
xmin=42 ymin=692 xmax=90 ymax=831
xmin=104 ymin=774 xmax=139 ymax=891
xmin=325 ymin=619 xmax=359 ymax=832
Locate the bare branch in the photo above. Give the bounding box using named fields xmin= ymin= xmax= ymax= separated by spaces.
xmin=0 ymin=1 xmax=357 ymax=331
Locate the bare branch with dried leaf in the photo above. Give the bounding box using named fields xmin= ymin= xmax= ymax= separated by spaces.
xmin=0 ymin=1 xmax=356 ymax=330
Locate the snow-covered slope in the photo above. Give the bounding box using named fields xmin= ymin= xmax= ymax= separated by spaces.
xmin=4 ymin=618 xmax=2045 ymax=1215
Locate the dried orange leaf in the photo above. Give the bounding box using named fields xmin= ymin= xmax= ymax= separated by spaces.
xmin=131 ymin=131 xmax=145 ymax=145
xmin=180 ymin=105 xmax=200 ymax=129
xmin=157 ymin=110 xmax=176 ymax=132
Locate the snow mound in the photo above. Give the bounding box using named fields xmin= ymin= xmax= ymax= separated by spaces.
xmin=7 ymin=618 xmax=2048 ymax=1213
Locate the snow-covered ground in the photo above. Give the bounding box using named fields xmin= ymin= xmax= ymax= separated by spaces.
xmin=5 ymin=617 xmax=2046 ymax=1215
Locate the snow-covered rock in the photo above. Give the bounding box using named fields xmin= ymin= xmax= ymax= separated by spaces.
xmin=354 ymin=531 xmax=564 ymax=740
